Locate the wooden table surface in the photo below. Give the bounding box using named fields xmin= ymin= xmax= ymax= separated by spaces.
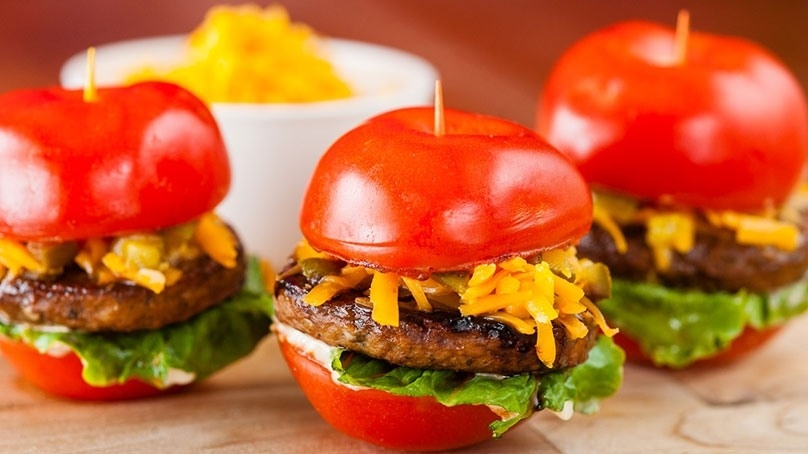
xmin=0 ymin=314 xmax=806 ymax=453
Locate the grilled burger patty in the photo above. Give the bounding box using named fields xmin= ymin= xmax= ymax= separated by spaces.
xmin=578 ymin=216 xmax=808 ymax=293
xmin=0 ymin=247 xmax=246 ymax=333
xmin=274 ymin=270 xmax=599 ymax=375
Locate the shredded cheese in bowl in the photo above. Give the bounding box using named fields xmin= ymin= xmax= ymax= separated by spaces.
xmin=126 ymin=4 xmax=352 ymax=104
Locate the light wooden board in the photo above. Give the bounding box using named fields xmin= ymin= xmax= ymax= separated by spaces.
xmin=1 ymin=315 xmax=806 ymax=453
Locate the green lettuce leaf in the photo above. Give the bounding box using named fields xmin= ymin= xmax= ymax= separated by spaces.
xmin=332 ymin=335 xmax=624 ymax=438
xmin=539 ymin=335 xmax=625 ymax=415
xmin=0 ymin=256 xmax=274 ymax=387
xmin=600 ymin=277 xmax=808 ymax=368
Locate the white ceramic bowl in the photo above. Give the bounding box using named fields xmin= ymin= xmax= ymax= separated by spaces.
xmin=61 ymin=35 xmax=438 ymax=270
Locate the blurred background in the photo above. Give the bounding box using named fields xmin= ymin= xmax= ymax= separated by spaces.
xmin=0 ymin=0 xmax=805 ymax=127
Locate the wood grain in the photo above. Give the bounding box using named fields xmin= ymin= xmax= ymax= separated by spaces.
xmin=0 ymin=315 xmax=806 ymax=452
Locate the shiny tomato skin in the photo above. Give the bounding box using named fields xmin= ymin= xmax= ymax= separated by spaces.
xmin=278 ymin=336 xmax=500 ymax=452
xmin=0 ymin=337 xmax=182 ymax=400
xmin=614 ymin=325 xmax=783 ymax=369
xmin=0 ymin=82 xmax=230 ymax=241
xmin=537 ymin=21 xmax=808 ymax=212
xmin=301 ymin=107 xmax=592 ymax=274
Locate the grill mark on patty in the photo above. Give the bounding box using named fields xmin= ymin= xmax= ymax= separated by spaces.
xmin=274 ymin=270 xmax=599 ymax=375
xmin=0 ymin=239 xmax=246 ymax=333
xmin=579 ymin=215 xmax=808 ymax=293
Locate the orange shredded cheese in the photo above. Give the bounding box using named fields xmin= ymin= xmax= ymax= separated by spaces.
xmin=592 ymin=203 xmax=628 ymax=254
xmin=75 ymin=238 xmax=116 ymax=284
xmin=581 ymin=297 xmax=619 ymax=337
xmin=194 ymin=212 xmax=238 ymax=268
xmin=369 ymin=271 xmax=401 ymax=327
xmin=484 ymin=313 xmax=537 ymax=334
xmin=295 ymin=243 xmax=616 ymax=368
xmin=294 ymin=240 xmax=331 ymax=261
xmin=645 ymin=212 xmax=695 ymax=271
xmin=558 ymin=314 xmax=589 ymax=339
xmin=706 ymin=211 xmax=799 ymax=251
xmin=402 ymin=276 xmax=432 ymax=311
xmin=126 ymin=4 xmax=352 ymax=104
xmin=459 ymin=256 xmax=613 ymax=368
xmin=0 ymin=239 xmax=45 ymax=276
xmin=592 ymin=190 xmax=802 ymax=272
xmin=0 ymin=212 xmax=235 ymax=294
xmin=303 ymin=266 xmax=370 ymax=306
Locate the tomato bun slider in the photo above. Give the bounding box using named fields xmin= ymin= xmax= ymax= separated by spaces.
xmin=273 ymin=88 xmax=624 ymax=452
xmin=0 ymin=79 xmax=272 ymax=400
xmin=537 ymin=13 xmax=808 ymax=368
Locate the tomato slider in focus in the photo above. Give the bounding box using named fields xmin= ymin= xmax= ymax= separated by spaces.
xmin=0 ymin=81 xmax=273 ymax=400
xmin=537 ymin=16 xmax=808 ymax=368
xmin=273 ymin=103 xmax=624 ymax=452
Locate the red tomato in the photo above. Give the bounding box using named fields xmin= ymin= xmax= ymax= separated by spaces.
xmin=614 ymin=325 xmax=782 ymax=368
xmin=300 ymin=107 xmax=592 ymax=274
xmin=0 ymin=337 xmax=185 ymax=400
xmin=537 ymin=20 xmax=808 ymax=212
xmin=0 ymin=82 xmax=230 ymax=241
xmin=277 ymin=336 xmax=500 ymax=452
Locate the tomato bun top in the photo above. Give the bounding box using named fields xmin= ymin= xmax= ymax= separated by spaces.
xmin=0 ymin=82 xmax=230 ymax=241
xmin=537 ymin=20 xmax=808 ymax=212
xmin=300 ymin=106 xmax=592 ymax=276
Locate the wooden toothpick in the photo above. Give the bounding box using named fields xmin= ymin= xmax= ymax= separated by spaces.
xmin=434 ymin=80 xmax=445 ymax=137
xmin=674 ymin=9 xmax=690 ymax=65
xmin=83 ymin=47 xmax=98 ymax=102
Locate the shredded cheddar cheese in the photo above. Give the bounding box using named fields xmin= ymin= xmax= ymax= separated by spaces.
xmin=294 ymin=240 xmax=331 ymax=261
xmin=580 ymin=297 xmax=619 ymax=337
xmin=126 ymin=4 xmax=352 ymax=104
xmin=0 ymin=212 xmax=237 ymax=294
xmin=297 ymin=243 xmax=616 ymax=368
xmin=302 ymin=266 xmax=370 ymax=306
xmin=402 ymin=276 xmax=432 ymax=311
xmin=459 ymin=257 xmax=610 ymax=368
xmin=645 ymin=212 xmax=695 ymax=270
xmin=369 ymin=271 xmax=401 ymax=327
xmin=706 ymin=211 xmax=799 ymax=251
xmin=195 ymin=212 xmax=239 ymax=269
xmin=74 ymin=238 xmax=112 ymax=285
xmin=592 ymin=190 xmax=804 ymax=271
xmin=592 ymin=203 xmax=628 ymax=254
xmin=0 ymin=239 xmax=46 ymax=276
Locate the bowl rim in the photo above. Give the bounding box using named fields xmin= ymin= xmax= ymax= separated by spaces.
xmin=59 ymin=34 xmax=439 ymax=118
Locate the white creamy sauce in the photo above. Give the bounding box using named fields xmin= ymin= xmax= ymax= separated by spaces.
xmin=552 ymin=400 xmax=575 ymax=421
xmin=162 ymin=368 xmax=196 ymax=387
xmin=271 ymin=320 xmax=368 ymax=391
xmin=0 ymin=322 xmax=73 ymax=357
xmin=41 ymin=340 xmax=72 ymax=357
xmin=0 ymin=319 xmax=73 ymax=334
xmin=0 ymin=323 xmax=196 ymax=387
xmin=11 ymin=337 xmax=196 ymax=387
xmin=272 ymin=320 xmax=523 ymax=423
